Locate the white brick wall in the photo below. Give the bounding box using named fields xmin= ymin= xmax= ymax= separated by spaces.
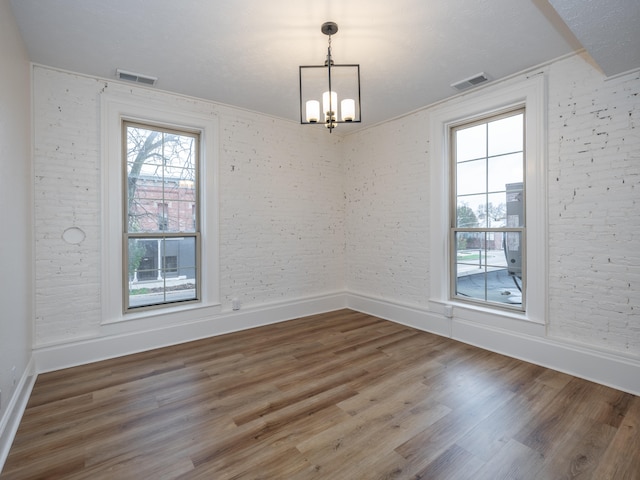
xmin=218 ymin=111 xmax=345 ymax=307
xmin=33 ymin=68 xmax=103 ymax=345
xmin=344 ymin=112 xmax=430 ymax=307
xmin=547 ymin=56 xmax=640 ymax=354
xmin=32 ymin=54 xmax=640 ymax=359
xmin=344 ymin=55 xmax=640 ymax=357
xmin=32 ymin=66 xmax=345 ymax=347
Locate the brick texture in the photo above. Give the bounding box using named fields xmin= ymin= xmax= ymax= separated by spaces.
xmin=547 ymin=56 xmax=640 ymax=354
xmin=33 ymin=69 xmax=103 ymax=344
xmin=344 ymin=55 xmax=639 ymax=356
xmin=32 ymin=66 xmax=344 ymax=346
xmin=344 ymin=112 xmax=430 ymax=307
xmin=32 ymin=55 xmax=640 ymax=358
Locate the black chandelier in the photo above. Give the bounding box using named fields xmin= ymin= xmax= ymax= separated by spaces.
xmin=299 ymin=22 xmax=361 ymax=132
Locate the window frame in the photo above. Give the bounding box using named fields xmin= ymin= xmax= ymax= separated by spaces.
xmin=102 ymin=92 xmax=220 ymax=324
xmin=449 ymin=107 xmax=526 ymax=311
xmin=429 ymin=75 xmax=546 ymax=326
xmin=122 ymin=120 xmax=201 ymax=312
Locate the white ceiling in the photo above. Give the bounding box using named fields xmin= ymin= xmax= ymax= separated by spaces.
xmin=548 ymin=0 xmax=640 ymax=78
xmin=9 ymin=0 xmax=640 ymax=132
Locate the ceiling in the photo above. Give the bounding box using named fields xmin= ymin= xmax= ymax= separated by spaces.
xmin=9 ymin=0 xmax=640 ymax=133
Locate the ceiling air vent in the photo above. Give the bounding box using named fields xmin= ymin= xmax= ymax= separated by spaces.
xmin=450 ymin=72 xmax=489 ymax=91
xmin=116 ymin=69 xmax=157 ymax=86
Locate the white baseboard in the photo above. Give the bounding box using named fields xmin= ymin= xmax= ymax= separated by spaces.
xmin=34 ymin=292 xmax=347 ymax=374
xmin=346 ymin=292 xmax=640 ymax=396
xmin=0 ymin=356 xmax=36 ymax=473
xmin=346 ymin=292 xmax=453 ymax=337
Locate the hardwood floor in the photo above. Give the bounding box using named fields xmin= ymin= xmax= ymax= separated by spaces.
xmin=2 ymin=309 xmax=639 ymax=479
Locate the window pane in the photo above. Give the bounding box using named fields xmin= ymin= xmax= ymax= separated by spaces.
xmin=455 ymin=231 xmax=487 ymax=300
xmin=126 ymin=125 xmax=197 ymax=234
xmin=488 ymin=113 xmax=523 ymax=156
xmin=456 ymin=231 xmax=485 ymax=266
xmin=504 ymin=231 xmax=523 ymax=277
xmin=127 ymin=236 xmax=197 ymax=309
xmin=487 ymin=153 xmax=523 ymax=192
xmin=506 ymin=182 xmax=524 ymax=227
xmin=456 ymin=124 xmax=486 ymax=162
xmin=485 ymin=192 xmax=507 ymax=228
xmin=178 ymin=179 xmax=197 ymax=203
xmin=163 ymin=200 xmax=198 ymax=232
xmin=454 ymin=231 xmax=523 ymax=306
xmin=456 ymin=159 xmax=486 ymax=196
xmin=457 ymin=195 xmax=484 ymax=228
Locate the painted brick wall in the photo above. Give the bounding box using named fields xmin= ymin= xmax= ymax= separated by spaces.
xmin=32 ymin=54 xmax=640 ymax=358
xmin=218 ymin=109 xmax=345 ymax=307
xmin=344 ymin=55 xmax=640 ymax=356
xmin=344 ymin=112 xmax=431 ymax=307
xmin=33 ymin=68 xmax=103 ymax=345
xmin=32 ymin=66 xmax=345 ymax=347
xmin=547 ymin=55 xmax=640 ymax=354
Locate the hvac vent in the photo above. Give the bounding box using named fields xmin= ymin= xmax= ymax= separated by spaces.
xmin=116 ymin=69 xmax=157 ymax=86
xmin=450 ymin=72 xmax=489 ymax=91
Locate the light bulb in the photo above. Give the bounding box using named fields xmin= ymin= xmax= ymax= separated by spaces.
xmin=306 ymin=100 xmax=320 ymax=123
xmin=322 ymin=91 xmax=337 ymax=116
xmin=341 ymin=99 xmax=355 ymax=122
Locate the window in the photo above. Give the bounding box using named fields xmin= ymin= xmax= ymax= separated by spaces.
xmin=102 ymin=92 xmax=219 ymax=324
xmin=157 ymin=203 xmax=169 ymax=231
xmin=124 ymin=122 xmax=200 ymax=311
xmin=429 ymin=75 xmax=546 ymax=325
xmin=451 ymin=109 xmax=525 ymax=310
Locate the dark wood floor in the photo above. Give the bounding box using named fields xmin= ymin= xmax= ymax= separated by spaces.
xmin=2 ymin=309 xmax=639 ymax=479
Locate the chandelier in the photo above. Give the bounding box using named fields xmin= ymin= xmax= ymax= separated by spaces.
xmin=299 ymin=22 xmax=361 ymax=132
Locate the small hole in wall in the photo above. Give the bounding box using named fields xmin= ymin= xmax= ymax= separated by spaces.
xmin=62 ymin=227 xmax=86 ymax=245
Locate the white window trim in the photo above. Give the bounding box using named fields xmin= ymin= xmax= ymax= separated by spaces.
xmin=101 ymin=92 xmax=220 ymax=324
xmin=429 ymin=75 xmax=547 ymax=325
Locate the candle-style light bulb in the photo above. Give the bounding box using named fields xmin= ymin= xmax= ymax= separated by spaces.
xmin=341 ymin=99 xmax=355 ymax=121
xmin=306 ymin=100 xmax=320 ymax=123
xmin=322 ymin=91 xmax=337 ymax=117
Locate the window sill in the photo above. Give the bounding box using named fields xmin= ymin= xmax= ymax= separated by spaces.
xmin=101 ymin=300 xmax=222 ymax=328
xmin=430 ymin=298 xmax=545 ymax=337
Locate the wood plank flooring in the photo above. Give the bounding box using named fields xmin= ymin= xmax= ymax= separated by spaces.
xmin=2 ymin=309 xmax=639 ymax=479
